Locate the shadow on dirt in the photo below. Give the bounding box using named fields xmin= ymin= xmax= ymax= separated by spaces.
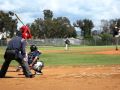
xmin=0 ymin=76 xmax=25 ymax=78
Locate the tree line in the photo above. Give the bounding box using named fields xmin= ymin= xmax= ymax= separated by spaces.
xmin=0 ymin=10 xmax=120 ymax=40
xmin=29 ymin=10 xmax=77 ymax=39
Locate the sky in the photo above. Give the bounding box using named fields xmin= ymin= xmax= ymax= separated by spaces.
xmin=1 ymin=0 xmax=120 ymax=30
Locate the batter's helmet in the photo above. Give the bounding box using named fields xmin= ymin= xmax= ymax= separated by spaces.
xmin=20 ymin=25 xmax=32 ymax=39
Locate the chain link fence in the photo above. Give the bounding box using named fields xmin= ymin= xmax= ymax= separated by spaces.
xmin=0 ymin=40 xmax=7 ymax=46
xmin=27 ymin=38 xmax=117 ymax=46
xmin=0 ymin=38 xmax=118 ymax=46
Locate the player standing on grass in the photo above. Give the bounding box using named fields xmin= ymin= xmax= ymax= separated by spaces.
xmin=0 ymin=25 xmax=34 ymax=78
xmin=65 ymin=38 xmax=70 ymax=50
xmin=113 ymin=25 xmax=120 ymax=50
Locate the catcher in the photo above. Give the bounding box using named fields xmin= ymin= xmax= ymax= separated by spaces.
xmin=16 ymin=45 xmax=44 ymax=75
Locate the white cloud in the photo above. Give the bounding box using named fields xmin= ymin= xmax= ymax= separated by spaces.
xmin=1 ymin=0 xmax=120 ymax=29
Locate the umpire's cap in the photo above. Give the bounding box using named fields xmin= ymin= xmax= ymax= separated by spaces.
xmin=16 ymin=30 xmax=22 ymax=36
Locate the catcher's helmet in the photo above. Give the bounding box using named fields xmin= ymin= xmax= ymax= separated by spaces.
xmin=30 ymin=45 xmax=37 ymax=52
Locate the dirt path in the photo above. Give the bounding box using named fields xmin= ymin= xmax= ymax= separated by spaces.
xmin=42 ymin=49 xmax=120 ymax=55
xmin=0 ymin=65 xmax=120 ymax=90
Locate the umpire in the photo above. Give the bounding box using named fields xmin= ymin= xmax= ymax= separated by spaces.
xmin=0 ymin=25 xmax=34 ymax=78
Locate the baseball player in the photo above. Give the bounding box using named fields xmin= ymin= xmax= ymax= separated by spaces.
xmin=0 ymin=25 xmax=34 ymax=78
xmin=28 ymin=45 xmax=44 ymax=75
xmin=16 ymin=45 xmax=44 ymax=75
xmin=112 ymin=25 xmax=120 ymax=50
xmin=113 ymin=26 xmax=120 ymax=37
xmin=65 ymin=38 xmax=70 ymax=50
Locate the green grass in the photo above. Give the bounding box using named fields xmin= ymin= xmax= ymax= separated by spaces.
xmin=42 ymin=53 xmax=120 ymax=66
xmin=0 ymin=46 xmax=120 ymax=66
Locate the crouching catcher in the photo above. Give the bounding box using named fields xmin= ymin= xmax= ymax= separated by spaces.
xmin=16 ymin=45 xmax=44 ymax=75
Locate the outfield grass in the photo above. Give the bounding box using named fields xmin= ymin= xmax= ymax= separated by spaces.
xmin=43 ymin=53 xmax=120 ymax=66
xmin=0 ymin=46 xmax=120 ymax=66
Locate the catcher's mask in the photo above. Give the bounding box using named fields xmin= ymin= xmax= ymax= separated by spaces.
xmin=20 ymin=25 xmax=32 ymax=39
xmin=30 ymin=45 xmax=37 ymax=52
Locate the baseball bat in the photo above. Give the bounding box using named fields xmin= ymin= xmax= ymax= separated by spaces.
xmin=9 ymin=11 xmax=24 ymax=25
xmin=14 ymin=13 xmax=24 ymax=25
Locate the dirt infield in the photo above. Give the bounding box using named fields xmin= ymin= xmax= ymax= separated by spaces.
xmin=0 ymin=65 xmax=120 ymax=90
xmin=0 ymin=50 xmax=120 ymax=90
xmin=42 ymin=49 xmax=120 ymax=55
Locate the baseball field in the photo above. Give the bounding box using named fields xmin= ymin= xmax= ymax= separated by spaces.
xmin=0 ymin=46 xmax=120 ymax=90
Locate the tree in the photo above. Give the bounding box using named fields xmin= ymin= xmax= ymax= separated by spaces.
xmin=100 ymin=20 xmax=110 ymax=34
xmin=43 ymin=10 xmax=53 ymax=20
xmin=30 ymin=18 xmax=45 ymax=39
xmin=0 ymin=10 xmax=17 ymax=39
xmin=52 ymin=17 xmax=77 ymax=38
xmin=29 ymin=10 xmax=77 ymax=39
xmin=74 ymin=19 xmax=94 ymax=39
